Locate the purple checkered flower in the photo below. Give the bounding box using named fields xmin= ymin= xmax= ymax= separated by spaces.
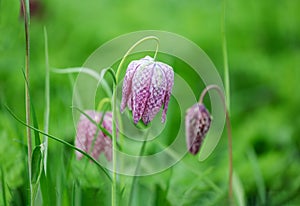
xmin=185 ymin=104 xmax=211 ymax=155
xmin=120 ymin=56 xmax=174 ymax=125
xmin=75 ymin=110 xmax=117 ymax=161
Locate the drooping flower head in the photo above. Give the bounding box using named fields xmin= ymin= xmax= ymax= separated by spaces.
xmin=75 ymin=110 xmax=117 ymax=161
xmin=185 ymin=103 xmax=211 ymax=155
xmin=121 ymin=56 xmax=174 ymax=125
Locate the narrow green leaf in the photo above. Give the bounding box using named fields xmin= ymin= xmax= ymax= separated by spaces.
xmin=233 ymin=171 xmax=246 ymax=206
xmin=128 ymin=129 xmax=150 ymax=206
xmin=72 ymin=180 xmax=81 ymax=206
xmin=72 ymin=181 xmax=76 ymax=206
xmin=52 ymin=67 xmax=112 ymax=97
xmin=43 ymin=26 xmax=50 ymax=172
xmin=31 ymin=103 xmax=41 ymax=146
xmin=154 ymin=184 xmax=171 ymax=206
xmin=39 ymin=170 xmax=50 ymax=206
xmin=222 ymin=0 xmax=230 ymax=111
xmin=31 ymin=145 xmax=43 ymax=184
xmin=1 ymin=167 xmax=7 ymax=206
xmin=31 ymin=145 xmax=44 ymax=204
xmin=164 ymin=168 xmax=172 ymax=203
xmin=247 ymin=148 xmax=266 ymax=204
xmin=21 ymin=69 xmax=41 ymax=146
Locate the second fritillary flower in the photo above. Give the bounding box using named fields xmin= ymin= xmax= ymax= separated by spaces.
xmin=75 ymin=110 xmax=116 ymax=161
xmin=120 ymin=56 xmax=174 ymax=125
xmin=185 ymin=104 xmax=211 ymax=155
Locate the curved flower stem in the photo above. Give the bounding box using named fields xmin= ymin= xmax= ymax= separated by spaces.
xmin=112 ymin=36 xmax=160 ymax=205
xmin=199 ymin=84 xmax=233 ymax=204
xmin=96 ymin=97 xmax=111 ymax=111
xmin=115 ymin=36 xmax=160 ymax=82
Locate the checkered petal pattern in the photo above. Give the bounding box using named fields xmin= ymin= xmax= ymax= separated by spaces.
xmin=75 ymin=110 xmax=116 ymax=161
xmin=120 ymin=56 xmax=174 ymax=125
xmin=185 ymin=104 xmax=211 ymax=155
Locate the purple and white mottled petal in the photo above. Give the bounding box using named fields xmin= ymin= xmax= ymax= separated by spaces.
xmin=127 ymin=93 xmax=133 ymax=111
xmin=120 ymin=60 xmax=139 ymax=112
xmin=185 ymin=104 xmax=211 ymax=155
xmin=159 ymin=63 xmax=174 ymax=122
xmin=120 ymin=55 xmax=174 ymax=125
xmin=75 ymin=120 xmax=87 ymax=159
xmin=75 ymin=110 xmax=116 ymax=161
xmin=121 ymin=56 xmax=153 ymax=113
xmin=132 ymin=63 xmax=153 ymax=124
xmin=75 ymin=110 xmax=100 ymax=159
xmin=142 ymin=65 xmax=167 ymax=124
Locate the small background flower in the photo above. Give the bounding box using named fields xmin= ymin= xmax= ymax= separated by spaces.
xmin=75 ymin=110 xmax=115 ymax=161
xmin=185 ymin=103 xmax=211 ymax=155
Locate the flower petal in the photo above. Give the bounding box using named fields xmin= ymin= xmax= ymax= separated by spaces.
xmin=75 ymin=110 xmax=99 ymax=159
xmin=142 ymin=65 xmax=167 ymax=124
xmin=121 ymin=56 xmax=153 ymax=113
xmin=132 ymin=63 xmax=153 ymax=124
xmin=159 ymin=63 xmax=174 ymax=123
xmin=120 ymin=60 xmax=140 ymax=112
xmin=75 ymin=111 xmax=115 ymax=161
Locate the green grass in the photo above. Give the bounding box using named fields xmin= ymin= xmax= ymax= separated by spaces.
xmin=1 ymin=0 xmax=300 ymax=205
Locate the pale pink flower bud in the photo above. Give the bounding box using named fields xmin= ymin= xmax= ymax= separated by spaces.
xmin=75 ymin=110 xmax=116 ymax=161
xmin=120 ymin=56 xmax=174 ymax=125
xmin=185 ymin=104 xmax=211 ymax=155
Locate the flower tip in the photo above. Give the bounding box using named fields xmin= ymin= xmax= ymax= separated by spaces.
xmin=161 ymin=118 xmax=165 ymax=124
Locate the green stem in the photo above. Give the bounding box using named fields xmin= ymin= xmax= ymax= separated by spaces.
xmin=199 ymin=85 xmax=233 ymax=204
xmin=21 ymin=0 xmax=32 ymax=204
xmin=1 ymin=167 xmax=7 ymax=206
xmin=110 ymin=36 xmax=160 ymax=205
xmin=112 ymin=82 xmax=118 ymax=206
xmin=222 ymin=0 xmax=230 ymax=111
xmin=43 ymin=27 xmax=50 ymax=175
xmin=97 ymin=97 xmax=111 ymax=111
xmin=128 ymin=129 xmax=150 ymax=206
xmin=115 ymin=36 xmax=160 ymax=82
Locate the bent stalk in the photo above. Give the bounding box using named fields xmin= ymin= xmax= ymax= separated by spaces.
xmin=199 ymin=85 xmax=233 ymax=204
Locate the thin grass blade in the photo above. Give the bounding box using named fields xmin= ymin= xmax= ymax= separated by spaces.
xmin=128 ymin=129 xmax=150 ymax=206
xmin=247 ymin=148 xmax=266 ymax=204
xmin=233 ymin=171 xmax=246 ymax=206
xmin=52 ymin=67 xmax=112 ymax=97
xmin=21 ymin=70 xmax=41 ymax=146
xmin=31 ymin=145 xmax=43 ymax=185
xmin=43 ymin=26 xmax=50 ymax=173
xmin=1 ymin=167 xmax=7 ymax=206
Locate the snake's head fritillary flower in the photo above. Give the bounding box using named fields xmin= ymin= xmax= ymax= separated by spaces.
xmin=120 ymin=56 xmax=174 ymax=125
xmin=75 ymin=110 xmax=117 ymax=161
xmin=185 ymin=104 xmax=211 ymax=155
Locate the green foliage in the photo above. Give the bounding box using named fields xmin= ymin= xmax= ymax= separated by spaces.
xmin=31 ymin=145 xmax=43 ymax=185
xmin=1 ymin=0 xmax=300 ymax=205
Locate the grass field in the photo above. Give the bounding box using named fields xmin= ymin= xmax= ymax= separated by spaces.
xmin=1 ymin=0 xmax=300 ymax=205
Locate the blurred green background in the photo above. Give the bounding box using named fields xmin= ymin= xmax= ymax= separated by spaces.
xmin=1 ymin=0 xmax=300 ymax=205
